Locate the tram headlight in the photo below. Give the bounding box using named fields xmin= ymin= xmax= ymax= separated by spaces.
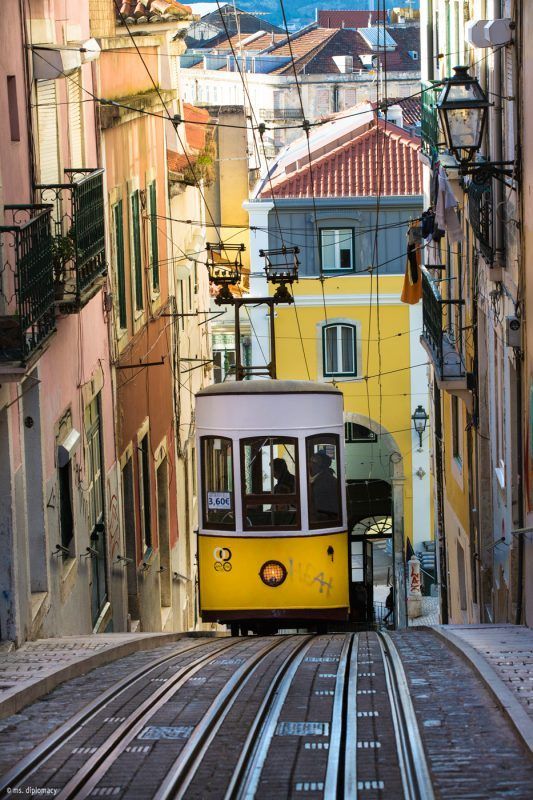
xmin=259 ymin=560 xmax=287 ymax=587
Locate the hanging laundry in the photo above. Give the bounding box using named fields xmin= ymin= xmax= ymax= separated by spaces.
xmin=435 ymin=165 xmax=463 ymax=243
xmin=401 ymin=223 xmax=423 ymax=305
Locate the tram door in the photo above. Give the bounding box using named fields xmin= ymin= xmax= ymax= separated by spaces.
xmin=348 ymin=536 xmax=373 ymax=626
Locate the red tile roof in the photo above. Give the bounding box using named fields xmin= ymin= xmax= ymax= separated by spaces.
xmin=370 ymin=97 xmax=421 ymax=127
xmin=316 ymin=10 xmax=386 ymax=28
xmin=259 ymin=118 xmax=422 ymax=199
xmin=269 ymin=26 xmax=420 ymax=75
xmin=117 ymin=1 xmax=192 ymax=24
xmin=208 ymin=31 xmax=286 ymax=51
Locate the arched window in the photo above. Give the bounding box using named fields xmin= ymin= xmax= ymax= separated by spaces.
xmin=323 ymin=323 xmax=357 ymax=377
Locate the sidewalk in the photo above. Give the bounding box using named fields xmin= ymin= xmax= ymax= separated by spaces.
xmin=432 ymin=624 xmax=533 ymax=753
xmin=408 ymin=595 xmax=440 ymax=626
xmin=0 ymin=632 xmax=190 ymax=719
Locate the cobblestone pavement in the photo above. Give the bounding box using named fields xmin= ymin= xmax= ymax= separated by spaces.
xmin=393 ymin=629 xmax=533 ymax=799
xmin=0 ymin=639 xmax=206 ymax=776
xmin=0 ymin=633 xmax=191 ymax=719
xmin=445 ymin=624 xmax=533 ymax=719
xmin=408 ymin=596 xmax=440 ymax=626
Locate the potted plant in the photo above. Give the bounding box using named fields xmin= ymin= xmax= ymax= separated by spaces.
xmin=51 ymin=231 xmax=76 ymax=300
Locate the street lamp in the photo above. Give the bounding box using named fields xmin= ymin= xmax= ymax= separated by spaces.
xmin=437 ymin=66 xmax=489 ymax=165
xmin=436 ymin=66 xmax=514 ymax=180
xmin=411 ymin=405 xmax=429 ymax=449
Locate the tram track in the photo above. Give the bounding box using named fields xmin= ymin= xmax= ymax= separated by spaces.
xmin=0 ymin=636 xmax=236 ymax=799
xmin=1 ymin=632 xmax=435 ymax=800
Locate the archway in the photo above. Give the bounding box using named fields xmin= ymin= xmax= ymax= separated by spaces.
xmin=343 ymin=413 xmax=405 ymax=627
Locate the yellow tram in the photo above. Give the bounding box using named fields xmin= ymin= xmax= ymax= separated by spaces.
xmin=196 ymin=380 xmax=350 ymax=634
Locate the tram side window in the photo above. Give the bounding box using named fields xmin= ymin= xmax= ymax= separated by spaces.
xmin=307 ymin=435 xmax=342 ymax=529
xmin=241 ymin=437 xmax=299 ymax=530
xmin=201 ymin=437 xmax=235 ymax=529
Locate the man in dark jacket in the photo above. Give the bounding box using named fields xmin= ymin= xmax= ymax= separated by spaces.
xmin=309 ymin=450 xmax=339 ymax=522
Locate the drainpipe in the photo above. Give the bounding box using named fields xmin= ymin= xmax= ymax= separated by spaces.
xmin=433 ymin=381 xmax=449 ymax=623
xmin=491 ymin=0 xmax=505 ymax=270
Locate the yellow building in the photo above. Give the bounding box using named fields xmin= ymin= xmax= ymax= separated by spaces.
xmin=246 ymin=108 xmax=432 ymax=626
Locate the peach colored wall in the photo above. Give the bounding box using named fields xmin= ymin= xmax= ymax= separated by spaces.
xmin=521 ymin=5 xmax=533 ymax=628
xmin=100 ymin=48 xmax=160 ymax=100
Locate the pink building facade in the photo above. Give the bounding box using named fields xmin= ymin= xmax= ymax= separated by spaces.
xmin=0 ymin=0 xmax=121 ymax=643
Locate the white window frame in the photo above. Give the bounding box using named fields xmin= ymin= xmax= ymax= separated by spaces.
xmin=320 ymin=321 xmax=358 ymax=379
xmin=320 ymin=228 xmax=355 ymax=273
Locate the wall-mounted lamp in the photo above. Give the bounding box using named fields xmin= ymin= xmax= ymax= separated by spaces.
xmin=436 ymin=66 xmax=514 ymax=179
xmin=411 ymin=405 xmax=429 ymax=449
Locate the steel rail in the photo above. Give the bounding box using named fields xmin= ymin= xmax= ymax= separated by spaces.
xmin=341 ymin=633 xmax=359 ymax=799
xmin=0 ymin=637 xmax=226 ymax=797
xmin=160 ymin=635 xmax=311 ymax=800
xmin=378 ymin=632 xmax=435 ymax=800
xmin=54 ymin=638 xmax=242 ymax=800
xmin=324 ymin=633 xmax=355 ymax=798
xmin=235 ymin=637 xmax=316 ymax=800
xmin=223 ymin=634 xmax=314 ymax=800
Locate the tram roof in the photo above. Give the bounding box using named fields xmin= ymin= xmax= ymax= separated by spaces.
xmin=196 ymin=380 xmax=342 ymax=397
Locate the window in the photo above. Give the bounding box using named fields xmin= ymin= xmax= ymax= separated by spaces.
xmin=451 ymin=395 xmax=462 ymax=464
xmin=113 ymin=201 xmax=127 ymax=329
xmin=307 ymin=434 xmax=342 ymax=529
xmin=241 ymin=437 xmax=299 ymax=530
xmin=131 ymin=190 xmax=143 ymax=311
xmin=201 ymin=437 xmax=235 ymax=529
xmin=323 ymin=324 xmax=357 ymax=377
xmin=138 ymin=433 xmax=151 ymax=550
xmin=345 ymin=422 xmax=377 ymax=443
xmin=320 ymin=228 xmax=354 ymax=272
xmin=7 ymin=76 xmax=20 ymax=142
xmin=58 ymin=462 xmax=74 ymax=552
xmin=67 ymin=70 xmax=84 ymax=167
xmin=149 ymin=182 xmax=159 ymax=292
xmin=213 ymin=348 xmax=236 ymax=383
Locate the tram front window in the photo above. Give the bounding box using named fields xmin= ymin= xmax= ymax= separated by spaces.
xmin=241 ymin=437 xmax=299 ymax=530
xmin=307 ymin=435 xmax=342 ymax=529
xmin=201 ymin=437 xmax=235 ymax=529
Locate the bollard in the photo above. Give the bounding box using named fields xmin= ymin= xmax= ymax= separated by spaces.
xmin=407 ymin=555 xmax=422 ymax=618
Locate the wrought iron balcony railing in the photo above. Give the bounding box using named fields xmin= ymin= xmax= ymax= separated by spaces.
xmin=421 ymin=81 xmax=441 ymax=159
xmin=468 ymin=174 xmax=493 ymax=264
xmin=259 ymin=108 xmax=304 ymax=121
xmin=421 ymin=268 xmax=468 ymax=385
xmin=35 ymin=168 xmax=106 ymax=311
xmin=0 ymin=205 xmax=55 ymax=366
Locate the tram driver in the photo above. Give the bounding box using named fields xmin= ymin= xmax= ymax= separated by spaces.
xmin=309 ymin=450 xmax=339 ymax=522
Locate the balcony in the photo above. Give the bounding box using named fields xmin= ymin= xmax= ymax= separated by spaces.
xmin=259 ymin=108 xmax=304 ymax=122
xmin=35 ymin=169 xmax=106 ymax=312
xmin=421 ymin=81 xmax=441 ymax=160
xmin=468 ymin=175 xmax=493 ymax=264
xmin=0 ymin=205 xmax=56 ymax=370
xmin=420 ymin=268 xmax=472 ymax=398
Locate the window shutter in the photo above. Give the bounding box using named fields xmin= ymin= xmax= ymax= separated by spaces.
xmin=114 ymin=201 xmax=127 ymax=329
xmin=131 ymin=191 xmax=143 ymax=311
xmin=36 ymin=80 xmax=60 ymax=184
xmin=149 ymin=182 xmax=159 ymax=291
xmin=67 ymin=71 xmax=84 ymax=168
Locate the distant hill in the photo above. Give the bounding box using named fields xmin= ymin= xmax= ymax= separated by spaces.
xmin=233 ymin=1 xmax=420 ymax=28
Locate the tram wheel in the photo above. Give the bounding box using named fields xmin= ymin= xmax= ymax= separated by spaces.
xmin=230 ymin=622 xmax=240 ymax=637
xmin=316 ymin=621 xmax=328 ymax=635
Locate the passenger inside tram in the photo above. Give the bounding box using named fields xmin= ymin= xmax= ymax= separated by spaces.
xmin=273 ymin=457 xmax=296 ymax=494
xmin=308 ymin=448 xmax=340 ymax=524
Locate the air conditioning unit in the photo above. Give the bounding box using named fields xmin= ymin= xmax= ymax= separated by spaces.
xmin=466 ymin=18 xmax=512 ymax=48
xmin=506 ymin=315 xmax=521 ymax=348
